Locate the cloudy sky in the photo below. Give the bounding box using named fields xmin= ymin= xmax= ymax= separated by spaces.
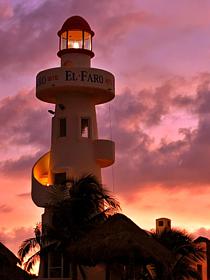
xmin=1 ymin=0 xmax=210 ymax=257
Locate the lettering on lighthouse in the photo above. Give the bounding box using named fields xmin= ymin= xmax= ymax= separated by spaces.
xmin=65 ymin=70 xmax=104 ymax=84
xmin=36 ymin=67 xmax=115 ymax=104
xmin=37 ymin=68 xmax=114 ymax=88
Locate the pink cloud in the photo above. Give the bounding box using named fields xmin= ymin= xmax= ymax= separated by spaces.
xmin=0 ymin=226 xmax=34 ymax=255
xmin=0 ymin=1 xmax=13 ymax=19
xmin=0 ymin=204 xmax=13 ymax=213
xmin=17 ymin=192 xmax=31 ymax=199
xmin=117 ymin=185 xmax=210 ymax=234
xmin=193 ymin=228 xmax=210 ymax=240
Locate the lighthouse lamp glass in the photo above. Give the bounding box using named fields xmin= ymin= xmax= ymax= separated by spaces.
xmin=84 ymin=31 xmax=91 ymax=50
xmin=73 ymin=41 xmax=80 ymax=48
xmin=61 ymin=32 xmax=67 ymax=50
xmin=60 ymin=31 xmax=92 ymax=51
xmin=68 ymin=31 xmax=83 ymax=49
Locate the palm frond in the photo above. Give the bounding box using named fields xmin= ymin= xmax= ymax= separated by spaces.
xmin=152 ymin=228 xmax=205 ymax=280
xmin=18 ymin=237 xmax=40 ymax=262
xmin=46 ymin=183 xmax=70 ymax=205
xmin=19 ymin=174 xmax=121 ymax=274
xmin=23 ymin=250 xmax=40 ymax=272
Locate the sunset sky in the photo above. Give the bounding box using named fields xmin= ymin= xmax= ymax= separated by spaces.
xmin=1 ymin=0 xmax=210 ymax=257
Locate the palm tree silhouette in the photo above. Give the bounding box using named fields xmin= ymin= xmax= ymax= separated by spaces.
xmin=18 ymin=174 xmax=120 ymax=277
xmin=50 ymin=174 xmax=120 ymax=242
xmin=151 ymin=228 xmax=205 ymax=280
xmin=18 ymin=223 xmax=41 ymax=273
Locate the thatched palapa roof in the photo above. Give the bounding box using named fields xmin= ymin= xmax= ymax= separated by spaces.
xmin=0 ymin=241 xmax=20 ymax=266
xmin=0 ymin=242 xmax=34 ymax=280
xmin=67 ymin=214 xmax=174 ymax=268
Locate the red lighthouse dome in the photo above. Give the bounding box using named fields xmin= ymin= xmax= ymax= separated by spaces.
xmin=57 ymin=15 xmax=94 ymax=58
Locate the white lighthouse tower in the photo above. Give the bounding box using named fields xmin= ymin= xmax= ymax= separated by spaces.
xmin=31 ymin=16 xmax=115 ymax=278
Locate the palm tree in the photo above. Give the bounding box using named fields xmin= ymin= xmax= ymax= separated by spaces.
xmin=18 ymin=224 xmax=41 ymax=273
xmin=50 ymin=174 xmax=120 ymax=242
xmin=151 ymin=228 xmax=205 ymax=280
xmin=18 ymin=174 xmax=120 ymax=277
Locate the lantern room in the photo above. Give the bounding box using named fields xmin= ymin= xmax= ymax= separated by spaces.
xmin=57 ymin=15 xmax=95 ymax=58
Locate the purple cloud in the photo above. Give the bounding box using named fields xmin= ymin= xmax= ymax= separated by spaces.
xmin=100 ymin=75 xmax=210 ymax=192
xmin=0 ymin=89 xmax=51 ymax=150
xmin=0 ymin=151 xmax=45 ymax=178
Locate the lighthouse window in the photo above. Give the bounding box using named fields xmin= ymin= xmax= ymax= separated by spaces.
xmin=81 ymin=118 xmax=90 ymax=138
xmin=59 ymin=118 xmax=66 ymax=137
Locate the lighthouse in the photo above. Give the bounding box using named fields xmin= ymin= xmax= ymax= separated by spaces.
xmin=31 ymin=16 xmax=115 ymax=278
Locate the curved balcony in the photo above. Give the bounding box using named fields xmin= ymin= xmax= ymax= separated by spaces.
xmin=94 ymin=139 xmax=115 ymax=168
xmin=32 ymin=152 xmax=51 ymax=207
